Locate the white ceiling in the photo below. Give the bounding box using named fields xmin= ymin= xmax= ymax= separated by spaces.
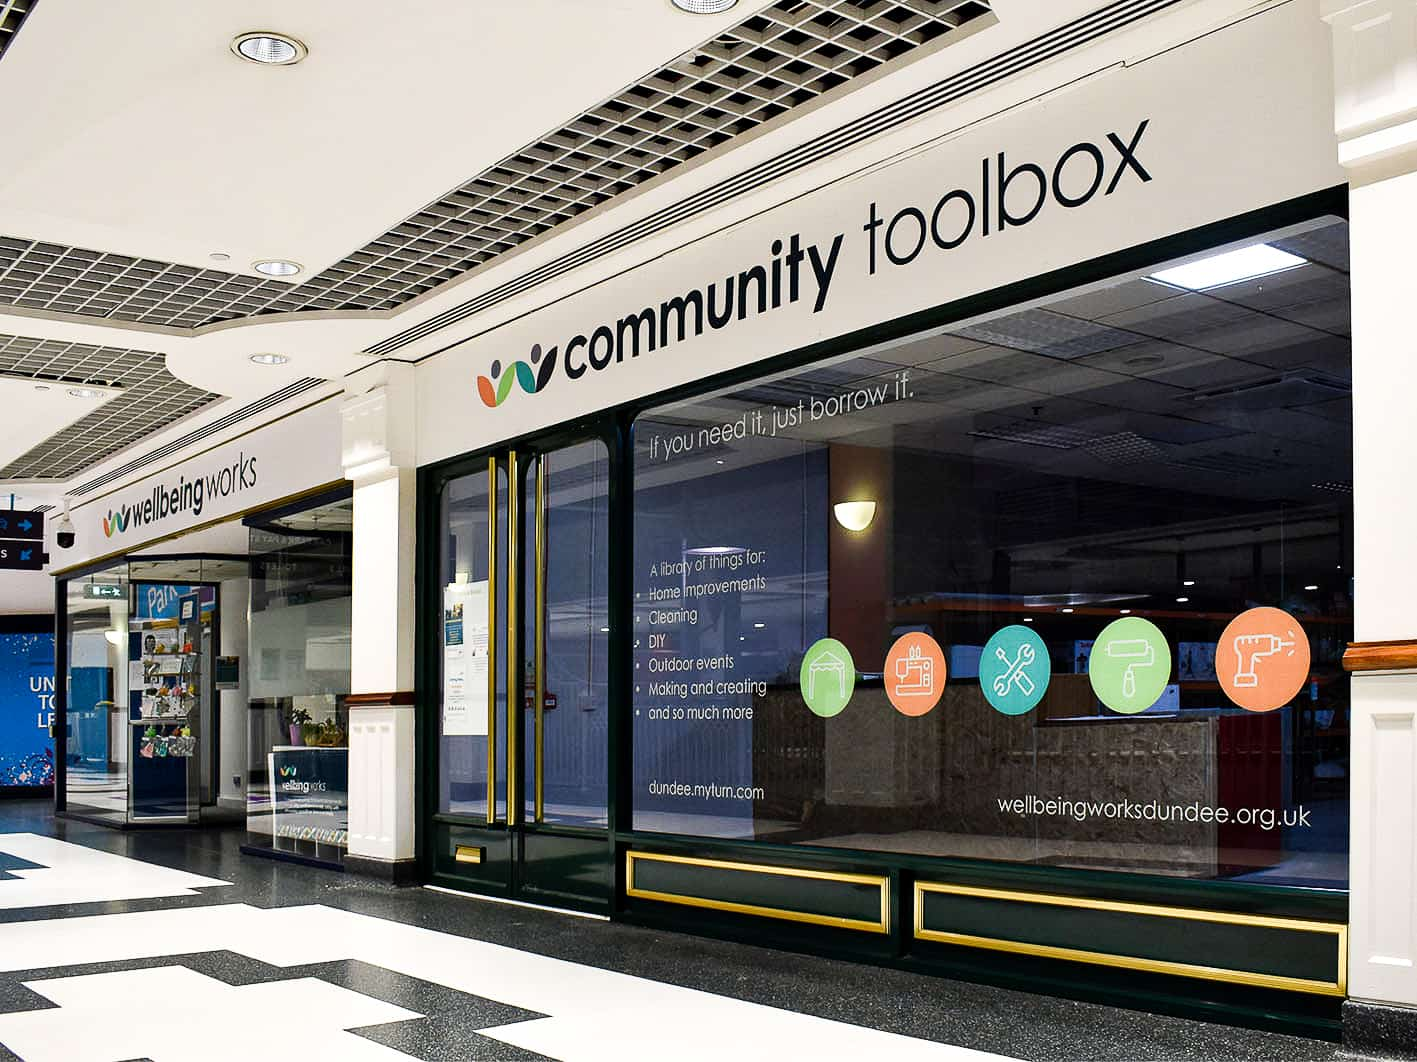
xmin=0 ymin=372 xmax=121 ymax=468
xmin=0 ymin=0 xmax=769 ymax=280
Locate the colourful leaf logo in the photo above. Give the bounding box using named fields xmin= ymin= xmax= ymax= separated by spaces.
xmin=102 ymin=509 xmax=128 ymax=537
xmin=476 ymin=344 xmax=559 ymax=408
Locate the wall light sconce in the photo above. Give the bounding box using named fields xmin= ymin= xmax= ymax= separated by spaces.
xmin=833 ymin=501 xmax=877 ymax=532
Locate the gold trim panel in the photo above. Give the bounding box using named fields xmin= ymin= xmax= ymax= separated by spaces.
xmin=453 ymin=845 xmax=484 ymax=865
xmin=626 ymin=851 xmax=889 ymax=934
xmin=913 ymin=881 xmax=1347 ymax=997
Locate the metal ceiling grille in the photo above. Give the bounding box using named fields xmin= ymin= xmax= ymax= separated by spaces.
xmin=0 ymin=334 xmax=219 ymax=480
xmin=0 ymin=0 xmax=993 ymax=330
xmin=0 ymin=0 xmax=35 ymax=63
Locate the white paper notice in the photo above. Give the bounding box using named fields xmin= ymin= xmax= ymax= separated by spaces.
xmin=443 ymin=580 xmax=489 ymax=736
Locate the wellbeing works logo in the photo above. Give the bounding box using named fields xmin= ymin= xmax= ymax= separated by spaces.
xmin=476 ymin=344 xmax=559 ymax=408
xmin=102 ymin=453 xmax=258 ymax=538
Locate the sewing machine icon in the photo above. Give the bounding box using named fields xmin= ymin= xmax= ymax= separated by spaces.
xmin=893 ymin=644 xmax=936 ymax=698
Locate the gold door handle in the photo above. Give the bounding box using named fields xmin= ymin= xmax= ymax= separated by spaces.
xmin=485 ymin=455 xmax=498 ymax=826
xmin=506 ymin=449 xmax=519 ymax=828
xmin=534 ymin=454 xmax=547 ymax=824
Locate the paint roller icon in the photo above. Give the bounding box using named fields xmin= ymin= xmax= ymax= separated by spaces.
xmin=1232 ymin=632 xmax=1296 ymax=689
xmin=1105 ymin=638 xmax=1155 ymax=699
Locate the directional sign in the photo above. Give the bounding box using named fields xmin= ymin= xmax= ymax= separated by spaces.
xmin=83 ymin=584 xmax=124 ymax=600
xmin=0 ymin=541 xmax=45 ymax=571
xmin=0 ymin=510 xmax=43 ymax=542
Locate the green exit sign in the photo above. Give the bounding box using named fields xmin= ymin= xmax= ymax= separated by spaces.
xmin=83 ymin=584 xmax=124 ymax=600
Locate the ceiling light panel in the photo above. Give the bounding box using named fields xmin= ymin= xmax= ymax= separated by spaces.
xmin=0 ymin=333 xmax=219 ymax=480
xmin=0 ymin=1 xmax=993 ymax=331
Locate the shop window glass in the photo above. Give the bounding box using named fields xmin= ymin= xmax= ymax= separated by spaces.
xmin=63 ymin=564 xmax=130 ymax=822
xmin=245 ymin=498 xmax=353 ymax=858
xmin=632 ymin=217 xmax=1352 ymax=888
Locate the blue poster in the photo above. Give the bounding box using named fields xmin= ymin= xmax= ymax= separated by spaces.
xmin=0 ymin=632 xmax=55 ymax=787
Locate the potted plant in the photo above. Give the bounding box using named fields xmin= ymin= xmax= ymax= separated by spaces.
xmin=285 ymin=706 xmax=312 ymax=746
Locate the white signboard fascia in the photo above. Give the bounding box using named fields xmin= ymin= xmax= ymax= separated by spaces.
xmin=415 ymin=2 xmax=1342 ymax=468
xmin=66 ymin=399 xmax=344 ymax=566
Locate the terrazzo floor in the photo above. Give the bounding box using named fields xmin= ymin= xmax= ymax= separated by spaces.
xmin=0 ymin=800 xmax=1399 ymax=1061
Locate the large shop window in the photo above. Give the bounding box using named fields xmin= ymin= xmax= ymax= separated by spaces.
xmin=244 ymin=496 xmax=353 ymax=859
xmin=632 ymin=217 xmax=1352 ymax=888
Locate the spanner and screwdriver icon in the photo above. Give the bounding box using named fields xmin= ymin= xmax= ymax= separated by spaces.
xmin=992 ymin=642 xmax=1037 ymax=698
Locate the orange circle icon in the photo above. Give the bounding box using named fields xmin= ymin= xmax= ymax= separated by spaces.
xmin=1215 ymin=607 xmax=1310 ymax=712
xmin=884 ymin=632 xmax=947 ymax=716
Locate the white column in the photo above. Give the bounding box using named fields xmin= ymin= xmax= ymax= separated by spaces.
xmin=341 ymin=364 xmax=418 ymax=875
xmin=1322 ymin=0 xmax=1417 ymax=1020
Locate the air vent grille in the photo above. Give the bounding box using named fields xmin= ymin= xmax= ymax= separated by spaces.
xmin=0 ymin=334 xmax=219 ymax=481
xmin=0 ymin=0 xmax=35 ymax=63
xmin=0 ymin=0 xmax=994 ymax=330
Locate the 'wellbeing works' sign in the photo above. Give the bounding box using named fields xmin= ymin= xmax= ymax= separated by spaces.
xmin=103 ymin=453 xmax=258 ymax=538
xmin=68 ymin=399 xmax=344 ymax=564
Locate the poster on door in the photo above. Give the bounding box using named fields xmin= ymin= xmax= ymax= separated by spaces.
xmin=443 ymin=580 xmax=489 ymax=736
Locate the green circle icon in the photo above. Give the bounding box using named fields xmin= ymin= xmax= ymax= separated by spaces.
xmin=800 ymin=637 xmax=855 ymax=718
xmin=1088 ymin=617 xmax=1171 ymax=715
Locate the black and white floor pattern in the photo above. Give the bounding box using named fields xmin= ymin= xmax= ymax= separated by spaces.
xmin=0 ymin=833 xmax=1008 ymax=1062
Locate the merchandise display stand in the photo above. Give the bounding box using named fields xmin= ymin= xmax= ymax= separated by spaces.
xmin=128 ymin=590 xmax=202 ymax=823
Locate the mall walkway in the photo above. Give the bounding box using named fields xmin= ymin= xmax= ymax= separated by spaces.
xmin=0 ymin=801 xmax=1390 ymax=1062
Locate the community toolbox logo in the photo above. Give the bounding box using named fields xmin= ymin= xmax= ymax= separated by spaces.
xmin=476 ymin=343 xmax=559 ymax=408
xmin=470 ymin=120 xmax=1153 ymax=414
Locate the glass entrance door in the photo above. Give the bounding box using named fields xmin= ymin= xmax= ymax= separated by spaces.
xmin=431 ymin=438 xmax=611 ymax=909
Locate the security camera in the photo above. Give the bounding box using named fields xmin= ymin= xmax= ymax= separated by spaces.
xmin=55 ymin=513 xmax=75 ymax=549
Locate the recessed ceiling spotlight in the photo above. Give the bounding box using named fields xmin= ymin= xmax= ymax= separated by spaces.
xmin=68 ymin=387 xmax=102 ymax=399
xmin=209 ymin=252 xmax=231 ymax=262
xmin=1120 ymin=609 xmax=1132 ymax=614
xmin=671 ymin=0 xmax=738 ymax=12
xmin=1061 ymin=608 xmax=1075 ymax=614
xmin=249 ymin=353 xmax=290 ymax=366
xmin=1125 ymin=352 xmax=1165 ymax=369
xmin=33 ymin=384 xmax=49 ymax=391
xmin=1182 ymin=580 xmax=1196 ymax=587
xmin=1148 ymin=244 xmax=1305 ymax=291
xmin=1023 ymin=617 xmax=1034 ymax=623
xmin=1305 ymin=584 xmax=1319 ymax=591
xmin=232 ymin=32 xmax=307 ymax=66
xmin=254 ymin=259 xmax=302 ymax=277
xmin=1175 ymin=596 xmax=1190 ymax=603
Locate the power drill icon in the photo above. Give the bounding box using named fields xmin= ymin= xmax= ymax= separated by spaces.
xmin=1232 ymin=632 xmax=1296 ymax=688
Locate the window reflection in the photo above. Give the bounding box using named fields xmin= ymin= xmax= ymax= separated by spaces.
xmin=633 ymin=218 xmax=1352 ymax=887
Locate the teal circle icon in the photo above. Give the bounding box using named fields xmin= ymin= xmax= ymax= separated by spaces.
xmin=1089 ymin=616 xmax=1171 ymax=715
xmin=800 ymin=638 xmax=855 ymax=718
xmin=981 ymin=625 xmax=1051 ymax=715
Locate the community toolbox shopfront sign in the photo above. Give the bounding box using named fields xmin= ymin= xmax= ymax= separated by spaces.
xmin=416 ymin=3 xmax=1341 ymax=465
xmin=67 ymin=400 xmax=343 ymax=565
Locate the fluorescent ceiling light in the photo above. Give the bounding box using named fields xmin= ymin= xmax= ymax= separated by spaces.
xmin=671 ymin=0 xmax=738 ymax=12
xmin=232 ymin=33 xmax=307 ymax=66
xmin=68 ymin=388 xmax=102 ymax=399
xmin=753 ymin=622 xmax=766 ymax=629
xmin=1305 ymin=584 xmax=1319 ymax=591
xmin=253 ymin=259 xmax=302 ymax=277
xmin=249 ymin=353 xmax=289 ymax=366
xmin=1148 ymin=244 xmax=1305 ymax=290
xmin=1176 ymin=597 xmax=1190 ymax=603
xmin=684 ymin=545 xmax=746 ymax=556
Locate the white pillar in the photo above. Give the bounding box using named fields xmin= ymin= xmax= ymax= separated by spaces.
xmin=1322 ymin=1 xmax=1417 ymax=1047
xmin=341 ymin=364 xmax=419 ymax=881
